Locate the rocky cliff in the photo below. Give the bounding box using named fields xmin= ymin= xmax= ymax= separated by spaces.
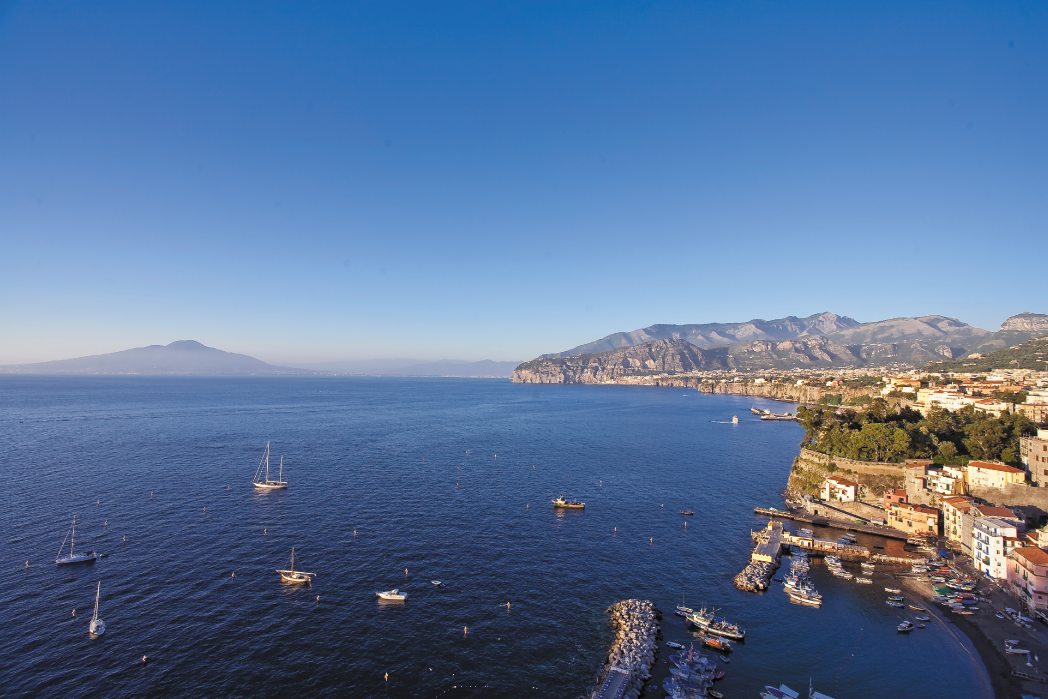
xmin=1001 ymin=312 xmax=1048 ymax=334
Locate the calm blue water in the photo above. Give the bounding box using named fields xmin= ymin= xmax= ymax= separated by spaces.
xmin=1 ymin=377 xmax=987 ymax=697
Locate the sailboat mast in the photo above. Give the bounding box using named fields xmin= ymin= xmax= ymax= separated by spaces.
xmin=265 ymin=442 xmax=271 ymax=481
xmin=70 ymin=516 xmax=76 ymax=556
xmin=93 ymin=581 xmax=100 ymax=622
xmin=278 ymin=456 xmax=283 ymax=482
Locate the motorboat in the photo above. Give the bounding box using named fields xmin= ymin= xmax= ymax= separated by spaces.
xmin=914 ymin=614 xmax=930 ymax=622
xmin=687 ymin=608 xmax=746 ymax=640
xmin=431 ymin=580 xmax=446 ymax=588
xmin=884 ymin=587 xmax=901 ymax=594
xmin=679 ymin=510 xmax=695 ymax=516
xmin=551 ymin=497 xmax=585 ymax=509
xmin=666 ymin=641 xmax=684 ymax=649
xmin=886 ymin=601 xmax=905 ymax=608
xmin=855 ymin=577 xmax=872 ymax=584
xmin=700 ymin=634 xmax=733 ymax=652
xmin=897 ymin=620 xmax=915 ymax=633
xmin=376 ymin=589 xmax=407 ymax=601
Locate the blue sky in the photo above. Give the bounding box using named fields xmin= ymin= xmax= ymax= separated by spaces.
xmin=1 ymin=1 xmax=1044 ymax=364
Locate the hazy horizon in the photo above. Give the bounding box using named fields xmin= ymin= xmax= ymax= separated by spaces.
xmin=3 ymin=2 xmax=1044 ymax=364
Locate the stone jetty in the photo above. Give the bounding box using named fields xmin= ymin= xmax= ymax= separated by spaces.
xmin=734 ymin=520 xmax=785 ymax=591
xmin=734 ymin=559 xmax=777 ymax=591
xmin=591 ymin=599 xmax=659 ymax=699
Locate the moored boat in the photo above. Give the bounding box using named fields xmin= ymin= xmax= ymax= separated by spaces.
xmin=376 ymin=588 xmax=407 ymax=601
xmin=55 ymin=515 xmax=97 ymax=566
xmin=275 ymin=547 xmax=315 ymax=584
xmin=687 ymin=608 xmax=745 ymax=640
xmin=253 ymin=442 xmax=289 ymax=490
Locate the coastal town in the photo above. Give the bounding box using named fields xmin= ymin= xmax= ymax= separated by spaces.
xmin=741 ymin=360 xmax=1048 ymax=698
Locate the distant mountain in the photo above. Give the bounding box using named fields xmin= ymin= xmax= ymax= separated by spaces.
xmin=0 ymin=340 xmax=308 ymax=376
xmin=513 ymin=311 xmax=1045 ymax=382
xmin=551 ymin=311 xmax=859 ymax=356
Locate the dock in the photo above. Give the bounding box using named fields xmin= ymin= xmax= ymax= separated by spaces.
xmin=753 ymin=506 xmax=909 ymax=541
xmin=590 ymin=600 xmax=658 ymax=699
xmin=593 ymin=668 xmax=630 ymax=699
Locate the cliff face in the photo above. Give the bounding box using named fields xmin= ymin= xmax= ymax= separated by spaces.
xmin=513 ymin=337 xmax=965 ymax=384
xmin=1001 ymin=313 xmax=1048 ymax=334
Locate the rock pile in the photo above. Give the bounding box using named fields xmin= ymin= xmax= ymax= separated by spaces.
xmin=592 ymin=599 xmax=659 ymax=699
xmin=734 ymin=560 xmax=777 ymax=591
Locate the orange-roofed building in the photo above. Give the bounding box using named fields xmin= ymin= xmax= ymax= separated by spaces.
xmin=967 ymin=461 xmax=1026 ymax=490
xmin=1008 ymin=547 xmax=1048 ymax=611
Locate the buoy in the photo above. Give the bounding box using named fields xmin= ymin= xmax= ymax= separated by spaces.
xmin=463 ymin=626 xmax=469 ymax=637
xmin=649 ymin=537 xmax=653 ymax=544
xmin=123 ymin=535 xmax=127 ymax=542
xmin=202 ymin=507 xmax=206 ymax=513
xmin=316 ymin=595 xmax=320 ymax=603
xmin=25 ymin=560 xmax=29 ymax=568
xmin=142 ymin=655 xmax=148 ymax=665
xmin=231 ymin=571 xmax=236 ymax=578
xmin=263 ymin=528 xmax=267 ymax=535
xmin=104 ymin=519 xmax=108 ymax=526
xmin=404 ymin=567 xmax=409 ymax=577
xmin=96 ymin=499 xmax=100 ymax=506
xmin=613 ymin=527 xmax=617 ymax=534
xmin=506 ymin=601 xmax=511 ymax=610
xmin=149 ymin=490 xmax=154 ymax=497
xmin=384 ymin=671 xmax=389 ymax=683
xmin=353 ymin=529 xmax=357 ymax=537
xmin=72 ymin=608 xmax=76 ymax=617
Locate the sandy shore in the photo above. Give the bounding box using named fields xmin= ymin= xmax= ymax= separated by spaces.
xmin=897 ymin=573 xmax=1043 ymax=698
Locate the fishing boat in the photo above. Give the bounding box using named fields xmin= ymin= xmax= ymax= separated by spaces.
xmin=253 ymin=442 xmax=288 ymax=490
xmin=855 ymin=577 xmax=873 ymax=584
xmin=708 ymin=690 xmax=725 ymax=699
xmin=55 ymin=515 xmax=97 ymax=566
xmin=679 ymin=509 xmax=695 ymax=516
xmin=675 ymin=593 xmax=694 ymax=618
xmin=914 ymin=614 xmax=930 ymax=622
xmin=551 ymin=496 xmax=585 ymax=509
xmin=89 ymin=581 xmax=105 ymax=637
xmin=897 ymin=620 xmax=915 ymax=633
xmin=687 ymin=608 xmax=746 ymax=640
xmin=275 ymin=547 xmax=315 ymax=584
xmin=376 ymin=588 xmax=407 ymax=601
xmin=884 ymin=587 xmax=901 ymax=594
xmin=666 ymin=641 xmax=684 ymax=649
xmin=888 ymin=595 xmax=905 ymax=602
xmin=788 ymin=588 xmax=823 ymax=607
xmin=700 ymin=634 xmax=733 ymax=652
xmin=886 ymin=601 xmax=905 ymax=608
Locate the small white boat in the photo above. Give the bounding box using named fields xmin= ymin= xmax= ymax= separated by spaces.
xmin=884 ymin=587 xmax=901 ymax=594
xmin=275 ymin=547 xmax=315 ymax=585
xmin=376 ymin=588 xmax=407 ymax=601
xmin=431 ymin=580 xmax=446 ymax=588
xmin=253 ymin=442 xmax=288 ymax=490
xmin=666 ymin=641 xmax=684 ymax=649
xmin=897 ymin=620 xmax=915 ymax=633
xmin=1006 ymin=646 xmax=1030 ymax=654
xmin=56 ymin=515 xmax=97 ymax=566
xmin=89 ymin=581 xmax=105 ymax=637
xmin=855 ymin=577 xmax=873 ymax=584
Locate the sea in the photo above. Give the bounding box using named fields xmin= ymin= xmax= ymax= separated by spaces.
xmin=0 ymin=377 xmax=989 ymax=697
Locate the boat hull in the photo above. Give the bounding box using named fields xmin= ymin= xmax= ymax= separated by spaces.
xmin=254 ymin=481 xmax=288 ymax=490
xmin=56 ymin=552 xmax=97 ymax=565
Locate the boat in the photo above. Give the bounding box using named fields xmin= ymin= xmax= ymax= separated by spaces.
xmin=886 ymin=601 xmax=905 ymax=608
xmin=675 ymin=593 xmax=694 ymax=618
xmin=551 ymin=496 xmax=585 ymax=509
xmin=55 ymin=515 xmax=97 ymax=566
xmin=253 ymin=442 xmax=288 ymax=490
xmin=914 ymin=614 xmax=930 ymax=622
xmin=666 ymin=641 xmax=684 ymax=649
xmin=275 ymin=547 xmax=315 ymax=584
xmin=708 ymin=690 xmax=725 ymax=699
xmin=897 ymin=620 xmax=915 ymax=633
xmin=884 ymin=587 xmax=901 ymax=594
xmin=888 ymin=595 xmax=904 ymax=602
xmin=908 ymin=604 xmax=924 ymax=611
xmin=761 ymin=684 xmax=800 ymax=699
xmin=376 ymin=588 xmax=407 ymax=601
xmin=700 ymin=635 xmax=733 ymax=652
xmin=431 ymin=580 xmax=446 ymax=588
xmin=751 ymin=407 xmax=766 ymax=415
xmin=731 ymin=415 xmax=739 ymax=425
xmin=1006 ymin=646 xmax=1030 ymax=654
xmin=718 ymin=654 xmax=730 ymax=663
xmin=855 ymin=577 xmax=872 ymax=584
xmin=687 ymin=608 xmax=746 ymax=640
xmin=679 ymin=510 xmax=695 ymax=516
xmin=788 ymin=588 xmax=823 ymax=607
xmin=88 ymin=581 xmax=105 ymax=637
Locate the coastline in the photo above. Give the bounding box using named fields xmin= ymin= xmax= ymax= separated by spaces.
xmin=897 ymin=576 xmax=1026 ymax=698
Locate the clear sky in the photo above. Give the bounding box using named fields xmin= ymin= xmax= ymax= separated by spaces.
xmin=1 ymin=1 xmax=1044 ymax=364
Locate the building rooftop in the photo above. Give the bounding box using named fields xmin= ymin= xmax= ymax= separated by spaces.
xmin=968 ymin=460 xmax=1025 ymax=474
xmin=1013 ymin=547 xmax=1048 ymax=566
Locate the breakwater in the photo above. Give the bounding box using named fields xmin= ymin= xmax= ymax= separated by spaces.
xmin=735 ymin=521 xmax=784 ymax=591
xmin=591 ymin=599 xmax=659 ymax=699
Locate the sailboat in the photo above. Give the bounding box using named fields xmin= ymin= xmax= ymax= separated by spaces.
xmin=275 ymin=547 xmax=315 ymax=584
xmin=56 ymin=515 xmax=97 ymax=565
xmin=89 ymin=581 xmax=106 ymax=637
xmin=253 ymin=442 xmax=288 ymax=490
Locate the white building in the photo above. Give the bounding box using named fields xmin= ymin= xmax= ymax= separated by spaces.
xmin=820 ymin=477 xmax=858 ymax=503
xmin=973 ymin=517 xmax=1024 ymax=580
